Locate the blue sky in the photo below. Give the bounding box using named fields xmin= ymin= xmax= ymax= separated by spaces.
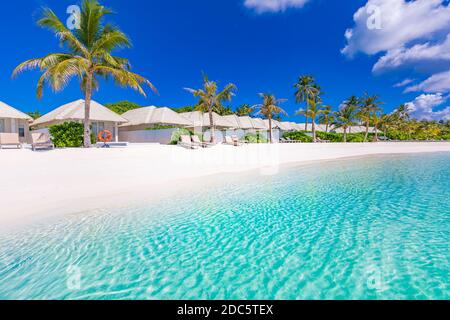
xmin=1 ymin=0 xmax=449 ymax=121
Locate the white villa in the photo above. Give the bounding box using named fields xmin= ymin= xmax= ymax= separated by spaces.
xmin=32 ymin=99 xmax=128 ymax=142
xmin=0 ymin=101 xmax=33 ymax=143
xmin=119 ymin=106 xmax=192 ymax=144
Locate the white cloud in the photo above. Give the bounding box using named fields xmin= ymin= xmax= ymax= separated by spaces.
xmin=405 ymin=69 xmax=450 ymax=93
xmin=405 ymin=93 xmax=450 ymax=120
xmin=342 ymin=0 xmax=450 ymax=105
xmin=393 ymin=78 xmax=415 ymax=88
xmin=373 ymin=34 xmax=450 ymax=72
xmin=342 ymin=0 xmax=450 ymax=57
xmin=244 ymin=0 xmax=310 ymax=13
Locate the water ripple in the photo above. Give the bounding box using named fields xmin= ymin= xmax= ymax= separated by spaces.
xmin=0 ymin=153 xmax=449 ymax=300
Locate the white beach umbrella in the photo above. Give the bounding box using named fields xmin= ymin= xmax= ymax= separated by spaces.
xmin=32 ymin=99 xmax=127 ymax=127
xmin=280 ymin=122 xmax=297 ymax=131
xmin=222 ymin=114 xmax=244 ymax=129
xmin=121 ymin=106 xmax=192 ymax=128
xmin=296 ymin=123 xmax=325 ymax=132
xmin=0 ymin=101 xmax=33 ymax=121
xmin=264 ymin=119 xmax=289 ymax=130
xmin=251 ymin=118 xmax=269 ymax=130
xmin=180 ymin=111 xmax=235 ymax=129
xmin=241 ymin=116 xmax=267 ymax=130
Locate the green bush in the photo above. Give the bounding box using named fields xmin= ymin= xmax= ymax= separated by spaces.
xmin=146 ymin=125 xmax=177 ymax=130
xmin=243 ymin=133 xmax=268 ymax=143
xmin=441 ymin=134 xmax=450 ymax=141
xmin=49 ymin=122 xmax=84 ymax=148
xmin=386 ymin=129 xmax=409 ymax=141
xmin=105 ymin=101 xmax=141 ymax=114
xmin=49 ymin=122 xmax=97 ymax=148
xmin=284 ymin=131 xmax=378 ymax=143
xmin=316 ymin=131 xmax=342 ymax=142
xmin=283 ymin=131 xmax=313 ymax=142
xmin=170 ymin=128 xmax=203 ymax=145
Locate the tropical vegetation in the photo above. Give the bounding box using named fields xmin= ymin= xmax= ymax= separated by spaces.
xmin=49 ymin=121 xmax=96 ymax=148
xmin=10 ymin=0 xmax=449 ymax=146
xmin=185 ymin=74 xmax=236 ymax=142
xmin=169 ymin=128 xmax=202 ymax=145
xmin=254 ymin=93 xmax=287 ymax=143
xmin=13 ymin=0 xmax=156 ymax=147
xmin=333 ymin=96 xmax=359 ymax=142
xmin=243 ymin=132 xmax=268 ymax=144
xmin=294 ymin=75 xmax=321 ymax=131
xmin=296 ymin=98 xmax=325 ymax=142
xmin=105 ymin=101 xmax=142 ymax=114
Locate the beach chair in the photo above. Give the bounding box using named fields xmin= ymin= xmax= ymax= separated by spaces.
xmin=178 ymin=135 xmax=199 ymax=149
xmin=31 ymin=133 xmax=54 ymax=151
xmin=231 ymin=135 xmax=244 ymax=146
xmin=224 ymin=136 xmax=234 ymax=146
xmin=288 ymin=137 xmax=301 ymax=143
xmin=191 ymin=135 xmax=214 ymax=148
xmin=317 ymin=137 xmax=331 ymax=143
xmin=0 ymin=133 xmax=21 ymax=149
xmin=224 ymin=136 xmax=242 ymax=146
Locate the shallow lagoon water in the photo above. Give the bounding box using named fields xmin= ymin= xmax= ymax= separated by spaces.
xmin=0 ymin=153 xmax=449 ymax=299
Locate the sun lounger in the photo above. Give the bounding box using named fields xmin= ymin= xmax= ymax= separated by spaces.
xmin=224 ymin=136 xmax=243 ymax=146
xmin=317 ymin=137 xmax=331 ymax=143
xmin=281 ymin=137 xmax=302 ymax=143
xmin=223 ymin=136 xmax=234 ymax=146
xmin=0 ymin=133 xmax=22 ymax=149
xmin=31 ymin=133 xmax=54 ymax=151
xmin=231 ymin=135 xmax=244 ymax=146
xmin=191 ymin=135 xmax=215 ymax=148
xmin=178 ymin=135 xmax=199 ymax=149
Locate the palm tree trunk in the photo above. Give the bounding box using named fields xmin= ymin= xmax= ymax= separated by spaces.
xmin=83 ymin=70 xmax=94 ymax=148
xmin=364 ymin=122 xmax=369 ymax=142
xmin=269 ymin=117 xmax=273 ymax=144
xmin=304 ymin=116 xmax=309 ymax=132
xmin=343 ymin=127 xmax=347 ymax=143
xmin=326 ymin=122 xmax=329 ymax=133
xmin=312 ymin=121 xmax=316 ymax=142
xmin=209 ymin=107 xmax=215 ymax=143
xmin=374 ymin=125 xmax=379 ymax=141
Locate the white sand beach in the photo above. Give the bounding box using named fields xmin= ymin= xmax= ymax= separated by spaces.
xmin=1 ymin=142 xmax=450 ymax=226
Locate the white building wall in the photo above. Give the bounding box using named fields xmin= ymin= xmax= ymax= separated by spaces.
xmin=118 ymin=128 xmax=178 ymax=144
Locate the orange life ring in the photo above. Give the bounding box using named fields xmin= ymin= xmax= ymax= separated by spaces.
xmin=98 ymin=130 xmax=113 ymax=143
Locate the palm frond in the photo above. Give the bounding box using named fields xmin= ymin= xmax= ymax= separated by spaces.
xmin=34 ymin=58 xmax=84 ymax=98
xmin=217 ymin=83 xmax=237 ymax=102
xmin=79 ymin=0 xmax=112 ymax=48
xmin=12 ymin=53 xmax=74 ymax=78
xmin=95 ymin=65 xmax=157 ymax=96
xmin=92 ymin=27 xmax=131 ymax=54
xmin=47 ymin=58 xmax=85 ymax=92
xmin=38 ymin=8 xmax=89 ymax=56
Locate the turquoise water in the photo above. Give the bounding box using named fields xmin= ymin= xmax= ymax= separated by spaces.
xmin=0 ymin=153 xmax=449 ymax=300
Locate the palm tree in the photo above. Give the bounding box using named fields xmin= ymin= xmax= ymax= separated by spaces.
xmin=236 ymin=104 xmax=255 ymax=116
xmin=358 ymin=93 xmax=384 ymax=142
xmin=294 ymin=75 xmax=320 ymax=131
xmin=254 ymin=93 xmax=287 ymax=143
xmin=318 ymin=105 xmax=334 ymax=133
xmin=296 ymin=99 xmax=325 ymax=142
xmin=379 ymin=113 xmax=394 ymax=140
xmin=392 ymin=103 xmax=411 ymax=124
xmin=185 ymin=74 xmax=236 ymax=143
xmin=333 ymin=97 xmax=359 ymax=143
xmin=13 ymin=0 xmax=156 ymax=147
xmin=371 ymin=113 xmax=382 ymax=142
